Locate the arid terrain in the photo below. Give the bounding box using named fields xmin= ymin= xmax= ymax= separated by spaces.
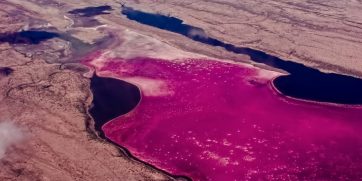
xmin=126 ymin=0 xmax=362 ymax=76
xmin=0 ymin=1 xmax=174 ymax=180
xmin=0 ymin=0 xmax=362 ymax=180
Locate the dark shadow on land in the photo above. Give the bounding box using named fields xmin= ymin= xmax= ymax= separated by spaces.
xmin=68 ymin=5 xmax=113 ymax=17
xmin=0 ymin=31 xmax=59 ymax=44
xmin=121 ymin=6 xmax=362 ymax=105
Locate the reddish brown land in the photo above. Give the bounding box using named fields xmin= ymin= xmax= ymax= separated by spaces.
xmin=1 ymin=0 xmax=362 ymax=180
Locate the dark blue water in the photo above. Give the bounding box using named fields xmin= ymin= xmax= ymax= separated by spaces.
xmin=68 ymin=6 xmax=113 ymax=17
xmin=121 ymin=6 xmax=362 ymax=105
xmin=0 ymin=29 xmax=112 ymax=63
xmin=0 ymin=31 xmax=59 ymax=44
xmin=88 ymin=74 xmax=191 ymax=180
xmin=0 ymin=67 xmax=14 ymax=76
xmin=89 ymin=75 xmax=141 ymax=131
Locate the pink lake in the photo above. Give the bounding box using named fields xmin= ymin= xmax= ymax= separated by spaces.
xmin=85 ymin=56 xmax=362 ymax=180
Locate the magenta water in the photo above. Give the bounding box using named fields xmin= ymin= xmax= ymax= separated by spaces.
xmin=85 ymin=57 xmax=362 ymax=180
xmin=121 ymin=6 xmax=362 ymax=104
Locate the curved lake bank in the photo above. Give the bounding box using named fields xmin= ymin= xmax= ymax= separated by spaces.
xmin=121 ymin=6 xmax=362 ymax=105
xmin=85 ymin=56 xmax=362 ymax=181
xmin=89 ymin=74 xmax=140 ymax=132
xmin=88 ymin=73 xmax=192 ymax=181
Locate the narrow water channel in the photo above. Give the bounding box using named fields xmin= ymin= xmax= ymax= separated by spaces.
xmin=121 ymin=6 xmax=362 ymax=105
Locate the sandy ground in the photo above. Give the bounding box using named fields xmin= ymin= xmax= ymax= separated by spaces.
xmin=1 ymin=0 xmax=362 ymax=180
xmin=123 ymin=0 xmax=362 ymax=77
xmin=0 ymin=2 xmax=173 ymax=181
xmin=4 ymin=0 xmax=362 ymax=76
xmin=0 ymin=46 xmax=172 ymax=181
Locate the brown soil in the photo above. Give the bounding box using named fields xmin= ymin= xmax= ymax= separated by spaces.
xmin=1 ymin=0 xmax=362 ymax=180
xmin=0 ymin=2 xmax=173 ymax=181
